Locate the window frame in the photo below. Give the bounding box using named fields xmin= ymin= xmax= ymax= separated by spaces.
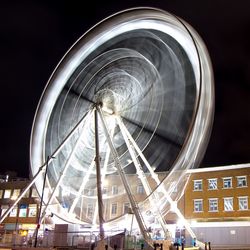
xmin=137 ymin=184 xmax=144 ymax=194
xmin=223 ymin=197 xmax=234 ymax=211
xmin=87 ymin=203 xmax=94 ymax=219
xmin=12 ymin=189 xmax=21 ymax=199
xmin=0 ymin=190 xmax=3 ymax=199
xmin=236 ymin=176 xmax=247 ymax=188
xmin=112 ymin=185 xmax=118 ymax=195
xmin=111 ymin=203 xmax=118 ymax=216
xmin=9 ymin=205 xmax=18 ymax=217
xmin=193 ymin=180 xmax=203 ymax=191
xmin=222 ymin=177 xmax=233 ymax=189
xmin=193 ymin=199 xmax=203 ymax=213
xmin=19 ymin=204 xmax=28 ymax=217
xmin=31 ymin=188 xmax=39 ymax=198
xmin=28 ymin=204 xmax=37 ymax=217
xmin=3 ymin=189 xmax=12 ymax=198
xmin=208 ymin=198 xmax=218 ymax=212
xmin=208 ymin=178 xmax=218 ymax=190
xmin=238 ymin=196 xmax=248 ymax=211
xmin=123 ymin=202 xmax=130 ymax=214
xmin=0 ymin=205 xmax=9 ymax=217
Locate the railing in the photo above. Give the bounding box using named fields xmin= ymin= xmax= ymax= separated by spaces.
xmin=0 ymin=230 xmax=213 ymax=250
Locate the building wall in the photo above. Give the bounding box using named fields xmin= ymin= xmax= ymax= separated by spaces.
xmin=1 ymin=164 xmax=250 ymax=247
xmin=0 ymin=177 xmax=40 ymax=243
xmin=184 ymin=166 xmax=250 ymax=221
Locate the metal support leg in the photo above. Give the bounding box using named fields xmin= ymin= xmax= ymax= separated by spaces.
xmin=94 ymin=108 xmax=105 ymax=240
xmin=117 ymin=116 xmax=168 ymax=236
xmin=97 ymin=106 xmax=151 ymax=242
xmin=40 ymin=110 xmax=94 ymax=221
xmin=118 ymin=116 xmax=196 ymax=239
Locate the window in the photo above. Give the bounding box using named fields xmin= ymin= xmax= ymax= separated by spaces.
xmin=193 ymin=199 xmax=203 ymax=212
xmin=102 ymin=187 xmax=107 ymax=195
xmin=112 ymin=186 xmax=118 ymax=195
xmin=19 ymin=204 xmax=27 ymax=217
xmin=193 ymin=180 xmax=202 ymax=191
xmin=209 ymin=198 xmax=218 ymax=212
xmin=237 ymin=176 xmax=247 ymax=187
xmin=88 ymin=189 xmax=94 ymax=196
xmin=137 ymin=184 xmax=144 ymax=194
xmin=224 ymin=197 xmax=233 ymax=211
xmin=12 ymin=189 xmax=20 ymax=199
xmin=23 ymin=189 xmax=30 ymax=198
xmin=111 ymin=203 xmax=117 ymax=215
xmin=4 ymin=189 xmax=11 ymax=198
xmin=9 ymin=206 xmax=18 ymax=217
xmin=0 ymin=205 xmax=9 ymax=217
xmin=28 ymin=204 xmax=37 ymax=217
xmin=123 ymin=202 xmax=130 ymax=214
xmin=84 ymin=189 xmax=94 ymax=196
xmin=31 ymin=188 xmax=39 ymax=198
xmin=0 ymin=190 xmax=3 ymax=199
xmin=223 ymin=177 xmax=232 ymax=188
xmin=87 ymin=204 xmax=94 ymax=219
xmin=208 ymin=179 xmax=217 ymax=190
xmin=238 ymin=197 xmax=248 ymax=210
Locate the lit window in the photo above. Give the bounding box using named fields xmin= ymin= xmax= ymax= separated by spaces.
xmin=224 ymin=197 xmax=233 ymax=211
xmin=12 ymin=189 xmax=20 ymax=199
xmin=87 ymin=204 xmax=94 ymax=219
xmin=4 ymin=189 xmax=11 ymax=198
xmin=209 ymin=198 xmax=218 ymax=212
xmin=0 ymin=205 xmax=9 ymax=217
xmin=238 ymin=197 xmax=248 ymax=210
xmin=19 ymin=204 xmax=27 ymax=217
xmin=0 ymin=190 xmax=3 ymax=199
xmin=84 ymin=189 xmax=94 ymax=196
xmin=137 ymin=184 xmax=144 ymax=194
xmin=193 ymin=180 xmax=202 ymax=191
xmin=223 ymin=177 xmax=232 ymax=189
xmin=88 ymin=189 xmax=94 ymax=196
xmin=208 ymin=179 xmax=217 ymax=190
xmin=102 ymin=187 xmax=107 ymax=195
xmin=111 ymin=203 xmax=117 ymax=215
xmin=193 ymin=199 xmax=203 ymax=212
xmin=123 ymin=202 xmax=130 ymax=214
xmin=9 ymin=206 xmax=18 ymax=217
xmin=23 ymin=189 xmax=30 ymax=198
xmin=237 ymin=176 xmax=247 ymax=187
xmin=112 ymin=186 xmax=118 ymax=195
xmin=31 ymin=188 xmax=39 ymax=198
xmin=28 ymin=204 xmax=37 ymax=217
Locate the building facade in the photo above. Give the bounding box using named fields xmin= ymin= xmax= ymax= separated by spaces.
xmin=0 ymin=163 xmax=249 ymax=247
xmin=185 ymin=164 xmax=250 ymax=246
xmin=0 ymin=175 xmax=40 ymax=245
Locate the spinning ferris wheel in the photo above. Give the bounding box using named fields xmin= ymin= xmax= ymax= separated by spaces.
xmin=2 ymin=7 xmax=214 ymax=245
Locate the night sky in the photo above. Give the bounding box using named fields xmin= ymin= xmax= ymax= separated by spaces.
xmin=1 ymin=1 xmax=250 ymax=178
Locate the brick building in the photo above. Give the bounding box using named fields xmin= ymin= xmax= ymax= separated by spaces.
xmin=0 ymin=163 xmax=249 ymax=247
xmin=0 ymin=175 xmax=40 ymax=244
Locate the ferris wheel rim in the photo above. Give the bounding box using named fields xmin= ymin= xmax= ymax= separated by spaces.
xmin=29 ymin=7 xmax=214 ymax=225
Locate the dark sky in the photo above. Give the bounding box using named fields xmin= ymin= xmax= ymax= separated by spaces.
xmin=1 ymin=1 xmax=250 ymax=177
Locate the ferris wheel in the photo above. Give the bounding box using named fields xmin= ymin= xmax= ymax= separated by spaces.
xmin=3 ymin=7 xmax=214 ymax=245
